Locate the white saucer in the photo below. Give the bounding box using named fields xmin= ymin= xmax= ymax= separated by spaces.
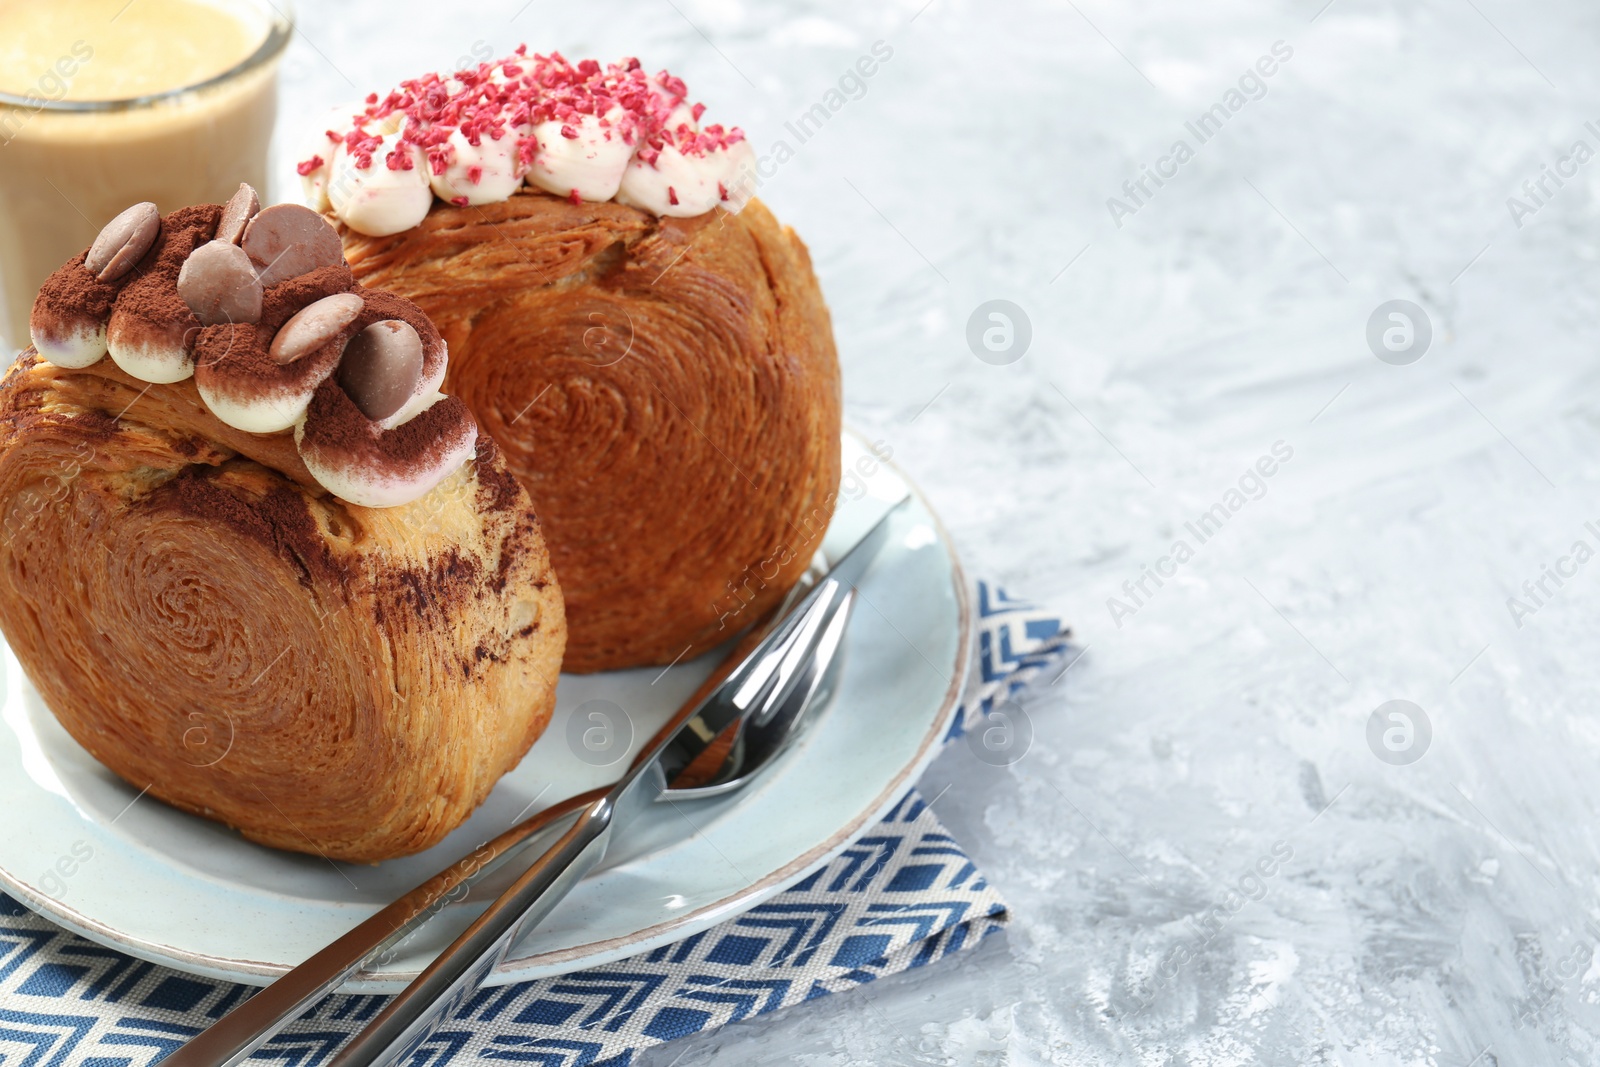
xmin=0 ymin=433 xmax=969 ymax=991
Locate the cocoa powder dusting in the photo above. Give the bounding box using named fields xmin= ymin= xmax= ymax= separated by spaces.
xmin=193 ymin=318 xmax=342 ymax=402
xmin=472 ymin=436 xmax=522 ymax=515
xmin=378 ymin=546 xmax=482 ymax=625
xmin=258 ymin=265 xmax=355 ymax=335
xmin=472 ymin=436 xmax=540 ymax=595
xmin=110 ymin=205 xmax=222 ymax=349
xmin=192 ymin=320 xmax=258 ymax=375
xmin=156 ymin=205 xmax=223 ymax=267
xmin=490 ymin=516 xmax=541 ymax=595
xmin=193 ymin=273 xmax=432 ymax=405
xmin=67 ymin=409 xmax=122 ymax=445
xmin=148 ymin=465 xmax=344 ymax=588
xmin=352 ymin=288 xmax=446 ymax=382
xmin=299 ymin=380 xmax=476 ymax=479
xmin=32 ymin=253 xmax=121 ymax=329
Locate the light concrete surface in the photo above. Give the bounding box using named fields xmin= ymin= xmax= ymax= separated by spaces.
xmin=277 ymin=1 xmax=1600 ymax=1062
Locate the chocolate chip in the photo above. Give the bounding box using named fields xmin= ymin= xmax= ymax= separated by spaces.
xmin=270 ymin=292 xmax=364 ymax=365
xmin=338 ymin=319 xmax=423 ymax=421
xmin=85 ymin=202 xmax=160 ymax=283
xmin=215 ymin=183 xmax=261 ymax=246
xmin=178 ymin=240 xmax=264 ymax=326
xmin=242 ymin=203 xmax=344 ymax=287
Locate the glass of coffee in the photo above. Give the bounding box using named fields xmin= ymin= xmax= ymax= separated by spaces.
xmin=0 ymin=0 xmax=293 ymax=351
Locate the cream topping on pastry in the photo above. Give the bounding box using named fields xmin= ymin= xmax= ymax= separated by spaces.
xmin=303 ymin=49 xmax=751 ymax=233
xmin=616 ymin=139 xmax=726 ymax=218
xmin=524 ymin=107 xmax=634 ymax=203
xmin=429 ymin=125 xmax=528 ymax=206
xmin=298 ymin=104 xmax=364 ymax=214
xmin=296 ymin=386 xmax=478 ymax=510
xmin=30 ymin=316 xmax=107 ymax=369
xmin=28 ymin=190 xmax=475 ymax=509
xmin=327 ymin=133 xmax=434 ymax=238
xmin=105 ymin=326 xmax=195 ymax=384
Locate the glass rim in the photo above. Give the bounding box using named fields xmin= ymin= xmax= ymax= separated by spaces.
xmin=0 ymin=0 xmax=294 ymax=113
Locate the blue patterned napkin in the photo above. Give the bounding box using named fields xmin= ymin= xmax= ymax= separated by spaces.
xmin=0 ymin=581 xmax=1069 ymax=1066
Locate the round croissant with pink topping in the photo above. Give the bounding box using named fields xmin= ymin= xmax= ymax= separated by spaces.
xmin=315 ymin=48 xmax=843 ymax=675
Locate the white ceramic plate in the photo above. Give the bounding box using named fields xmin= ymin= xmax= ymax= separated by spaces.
xmin=0 ymin=434 xmax=969 ymax=991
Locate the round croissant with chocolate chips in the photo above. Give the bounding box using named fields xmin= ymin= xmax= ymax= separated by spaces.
xmin=0 ymin=189 xmax=566 ymax=862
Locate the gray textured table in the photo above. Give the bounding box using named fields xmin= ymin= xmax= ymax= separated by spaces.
xmin=283 ymin=1 xmax=1600 ymax=1061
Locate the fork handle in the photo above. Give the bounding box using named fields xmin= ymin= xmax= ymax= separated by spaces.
xmin=327 ymin=796 xmax=616 ymax=1067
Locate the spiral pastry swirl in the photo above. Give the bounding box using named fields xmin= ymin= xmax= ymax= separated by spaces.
xmin=0 ymin=355 xmax=565 ymax=862
xmin=339 ymin=192 xmax=841 ymax=672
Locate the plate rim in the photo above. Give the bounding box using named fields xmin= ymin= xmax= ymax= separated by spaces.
xmin=0 ymin=430 xmax=972 ymax=988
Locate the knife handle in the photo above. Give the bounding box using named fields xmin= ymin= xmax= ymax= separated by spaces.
xmin=327 ymin=795 xmax=616 ymax=1067
xmin=158 ymin=790 xmax=601 ymax=1067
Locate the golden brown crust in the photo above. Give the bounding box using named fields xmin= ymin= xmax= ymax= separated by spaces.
xmin=340 ymin=192 xmax=841 ymax=673
xmin=0 ymin=354 xmax=566 ymax=862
